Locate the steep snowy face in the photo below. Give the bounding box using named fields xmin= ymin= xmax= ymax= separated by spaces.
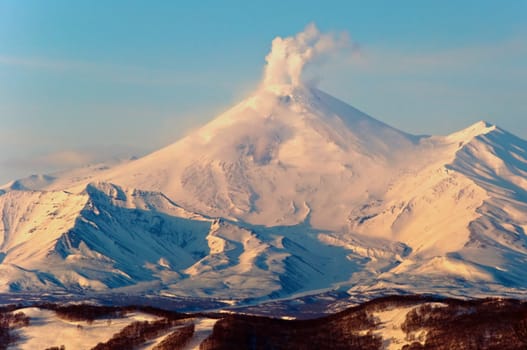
xmin=345 ymin=122 xmax=495 ymax=255
xmin=102 ymin=85 xmax=419 ymax=230
xmin=0 ymin=182 xmax=392 ymax=298
xmin=0 ymin=183 xmax=214 ymax=292
xmin=340 ymin=122 xmax=527 ymax=295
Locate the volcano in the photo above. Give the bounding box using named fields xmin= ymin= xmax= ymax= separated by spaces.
xmin=1 ymin=25 xmax=527 ymax=304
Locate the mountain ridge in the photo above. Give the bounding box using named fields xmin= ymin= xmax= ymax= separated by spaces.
xmin=2 ymin=19 xmax=527 ymax=303
xmin=1 ymin=81 xmax=527 ymax=304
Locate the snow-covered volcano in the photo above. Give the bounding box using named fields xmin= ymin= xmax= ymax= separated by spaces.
xmin=1 ymin=25 xmax=527 ymax=302
xmin=104 ymin=85 xmax=422 ymax=230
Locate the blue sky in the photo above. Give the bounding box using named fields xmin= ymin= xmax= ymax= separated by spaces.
xmin=1 ymin=1 xmax=526 ymax=183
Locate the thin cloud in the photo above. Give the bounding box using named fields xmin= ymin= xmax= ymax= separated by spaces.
xmin=2 ymin=146 xmax=147 ymax=174
xmin=0 ymin=54 xmax=236 ymax=87
xmin=346 ymin=37 xmax=527 ymax=77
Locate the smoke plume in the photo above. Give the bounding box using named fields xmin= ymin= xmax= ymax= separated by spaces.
xmin=263 ymin=23 xmax=349 ymax=88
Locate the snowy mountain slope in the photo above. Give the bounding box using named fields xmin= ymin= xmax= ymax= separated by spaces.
xmin=6 ymin=297 xmax=527 ymax=349
xmin=341 ymin=122 xmax=527 ymax=296
xmin=1 ymin=25 xmax=527 ymax=302
xmin=0 ymin=183 xmax=212 ymax=291
xmin=97 ymin=89 xmax=527 ymax=299
xmin=0 ymin=182 xmax=400 ymax=299
xmin=2 ymin=88 xmax=527 ymax=300
xmin=11 ymin=307 xmax=162 ymax=350
xmin=2 ymin=85 xmax=527 ymax=301
xmin=94 ymin=86 xmax=421 ymax=231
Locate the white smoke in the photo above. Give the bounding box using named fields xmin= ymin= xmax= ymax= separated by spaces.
xmin=262 ymin=23 xmax=349 ymax=88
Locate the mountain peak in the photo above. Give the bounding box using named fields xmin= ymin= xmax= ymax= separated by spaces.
xmin=262 ymin=82 xmax=310 ymax=98
xmin=468 ymin=120 xmax=495 ymax=131
xmin=444 ymin=120 xmax=496 ymax=143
